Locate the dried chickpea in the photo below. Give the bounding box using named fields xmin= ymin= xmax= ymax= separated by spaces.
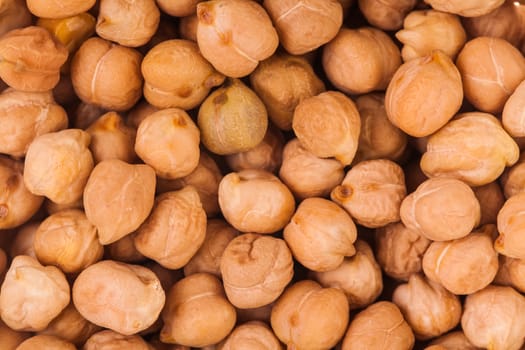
xmin=23 ymin=129 xmax=94 ymax=205
xmin=323 ymin=27 xmax=401 ymax=95
xmin=0 ymin=0 xmax=32 ymax=37
xmin=392 ymin=274 xmax=462 ymax=340
xmin=472 ymin=181 xmax=505 ymax=225
xmin=310 ymin=240 xmax=383 ymax=309
xmin=141 ymin=39 xmax=224 ymax=110
xmin=429 ymin=331 xmax=481 ymax=350
xmin=83 ymin=159 xmax=156 ymax=245
xmin=10 ymin=222 xmax=38 ymax=258
xmin=496 ymin=191 xmax=525 ymax=259
xmin=263 ymin=0 xmax=342 ymax=55
xmin=0 ymin=255 xmax=70 ymax=332
xmin=424 ymin=0 xmax=505 ymax=17
xmin=501 ymin=155 xmax=525 ymax=198
xmin=73 ymin=260 xmax=165 ymax=335
xmin=179 ymin=14 xmax=198 ymax=42
xmin=134 ymin=186 xmax=207 ymax=269
xmin=15 ymin=335 xmax=75 ymax=350
xmin=462 ymin=285 xmax=525 ymax=350
xmin=217 ymin=321 xmax=282 ymax=350
xmin=283 ymin=197 xmax=357 ymax=272
xmin=135 ymin=108 xmax=200 ymax=179
xmin=456 ymin=36 xmax=525 ymax=113
xmin=331 ymin=159 xmax=406 ymax=228
xmin=0 ymin=157 xmax=43 ymax=230
xmin=83 ymin=330 xmax=151 ymax=350
xmin=396 ymin=10 xmax=466 ymax=61
xmin=270 ymin=280 xmax=349 ymax=349
xmin=71 ymin=37 xmax=143 ymax=111
xmin=26 ymin=0 xmax=95 ymax=18
xmin=220 ymin=233 xmax=293 ymax=309
xmin=385 ymin=50 xmax=463 ymax=137
xmin=421 ymin=112 xmax=520 ymax=186
xmin=503 ymin=80 xmax=525 ymax=138
xmin=0 ymin=26 xmax=68 ymax=92
xmin=358 ymin=0 xmax=417 ymax=31
xmin=249 ymin=53 xmax=325 ymax=131
xmin=279 ymin=138 xmax=345 ymax=200
xmin=0 ymin=319 xmax=30 ymax=350
xmin=161 ymin=273 xmax=236 ymax=347
xmin=157 ymin=0 xmax=202 ymax=16
xmin=107 ymin=233 xmax=146 ymax=264
xmin=375 ymin=221 xmax=431 ymax=281
xmin=196 ymin=0 xmax=278 ymax=77
xmin=341 ymin=301 xmax=415 ymax=350
xmin=218 ymin=170 xmax=295 ymax=234
xmin=495 ymin=255 xmax=525 ymax=293
xmin=400 ymin=178 xmax=480 ymax=241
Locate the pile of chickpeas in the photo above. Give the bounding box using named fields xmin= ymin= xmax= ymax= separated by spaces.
xmin=1 ymin=0 xmax=525 ymax=349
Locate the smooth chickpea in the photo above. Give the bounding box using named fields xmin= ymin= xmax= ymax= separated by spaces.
xmin=157 ymin=0 xmax=201 ymax=16
xmin=83 ymin=159 xmax=156 ymax=245
xmin=496 ymin=192 xmax=525 ymax=259
xmin=0 ymin=319 xmax=30 ymax=350
xmin=472 ymin=181 xmax=505 ymax=225
xmin=0 ymin=255 xmax=70 ymax=332
xmin=341 ymin=301 xmax=415 ymax=350
xmin=15 ymin=335 xmax=75 ymax=350
xmin=424 ymin=0 xmax=505 ymax=17
xmin=323 ymin=27 xmax=401 ymax=95
xmin=84 ymin=330 xmax=151 ymax=350
xmin=10 ymin=222 xmax=39 ymax=258
xmin=26 ymin=0 xmax=95 ymax=18
xmin=220 ymin=233 xmax=293 ymax=309
xmin=331 ymin=159 xmax=406 ymax=228
xmin=0 ymin=0 xmax=32 ymax=37
xmin=218 ymin=170 xmax=295 ymax=234
xmin=196 ymin=0 xmax=278 ymax=77
xmin=270 ymin=280 xmax=349 ymax=350
xmin=217 ymin=321 xmax=282 ymax=350
xmin=358 ymin=0 xmax=417 ymax=30
xmin=161 ymin=273 xmax=236 ymax=347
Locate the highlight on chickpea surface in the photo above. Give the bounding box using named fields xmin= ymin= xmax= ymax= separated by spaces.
xmin=3 ymin=0 xmax=525 ymax=349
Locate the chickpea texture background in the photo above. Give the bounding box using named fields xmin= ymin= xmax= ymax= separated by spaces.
xmin=4 ymin=0 xmax=525 ymax=349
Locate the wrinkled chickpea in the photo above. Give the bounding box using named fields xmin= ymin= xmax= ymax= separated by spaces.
xmin=83 ymin=330 xmax=151 ymax=350
xmin=217 ymin=321 xmax=282 ymax=350
xmin=15 ymin=335 xmax=75 ymax=350
xmin=358 ymin=0 xmax=417 ymax=31
xmin=0 ymin=0 xmax=32 ymax=37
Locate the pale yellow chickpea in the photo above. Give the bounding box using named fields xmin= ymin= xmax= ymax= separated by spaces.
xmin=26 ymin=0 xmax=95 ymax=18
xmin=462 ymin=285 xmax=525 ymax=350
xmin=283 ymin=197 xmax=357 ymax=272
xmin=106 ymin=233 xmax=146 ymax=264
xmin=161 ymin=273 xmax=236 ymax=347
xmin=331 ymin=159 xmax=406 ymax=228
xmin=220 ymin=233 xmax=294 ymax=309
xmin=10 ymin=222 xmax=39 ymax=258
xmin=157 ymin=0 xmax=202 ymax=16
xmin=0 ymin=0 xmax=32 ymax=37
xmin=83 ymin=330 xmax=151 ymax=350
xmin=217 ymin=321 xmax=282 ymax=350
xmin=218 ymin=170 xmax=295 ymax=234
xmin=83 ymin=159 xmax=156 ymax=245
xmin=0 ymin=255 xmax=70 ymax=332
xmin=341 ymin=301 xmax=415 ymax=350
xmin=73 ymin=260 xmax=165 ymax=335
xmin=15 ymin=335 xmax=75 ymax=350
xmin=424 ymin=0 xmax=505 ymax=17
xmin=323 ymin=27 xmax=401 ymax=95
xmin=0 ymin=319 xmax=30 ymax=350
xmin=310 ymin=240 xmax=383 ymax=309
xmin=496 ymin=191 xmax=525 ymax=259
xmin=429 ymin=331 xmax=481 ymax=350
xmin=472 ymin=181 xmax=505 ymax=225
xmin=496 ymin=255 xmax=525 ymax=293
xmin=358 ymin=0 xmax=417 ymax=30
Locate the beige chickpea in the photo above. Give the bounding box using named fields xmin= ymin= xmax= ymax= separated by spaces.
xmin=424 ymin=0 xmax=505 ymax=17
xmin=393 ymin=274 xmax=462 ymax=340
xmin=385 ymin=50 xmax=463 ymax=137
xmin=358 ymin=0 xmax=417 ymax=30
xmin=83 ymin=159 xmax=156 ymax=245
xmin=279 ymin=138 xmax=345 ymax=200
xmin=218 ymin=170 xmax=295 ymax=234
xmin=421 ymin=112 xmax=520 ymax=186
xmin=396 ymin=10 xmax=466 ymax=61
xmin=375 ymin=222 xmax=431 ymax=281
xmin=496 ymin=255 xmax=525 ymax=293
xmin=24 ymin=129 xmax=94 ymax=205
xmin=84 ymin=330 xmax=151 ymax=350
xmin=0 ymin=319 xmax=30 ymax=350
xmin=264 ymin=0 xmax=342 ymax=55
xmin=217 ymin=321 xmax=282 ymax=350
xmin=400 ymin=178 xmax=480 ymax=241
xmin=341 ymin=301 xmax=414 ymax=350
xmin=0 ymin=0 xmax=32 ymax=37
xmin=503 ymin=80 xmax=525 ymax=138
xmin=249 ymin=53 xmax=325 ymax=131
xmin=310 ymin=240 xmax=383 ymax=309
xmin=184 ymin=219 xmax=238 ymax=278
xmin=0 ymin=26 xmax=68 ymax=92
xmin=106 ymin=233 xmax=146 ymax=264
xmin=134 ymin=186 xmax=207 ymax=269
xmin=331 ymin=159 xmax=406 ymax=228
xmin=86 ymin=111 xmax=136 ymax=164
xmin=179 ymin=14 xmax=198 ymax=42
xmin=26 ymin=0 xmax=95 ymax=18
xmin=0 ymin=157 xmax=43 ymax=230
xmin=293 ymin=91 xmax=361 ymax=165
xmin=429 ymin=331 xmax=481 ymax=350
xmin=161 ymin=273 xmax=236 ymax=347
xmin=473 ymin=181 xmax=505 ymax=225
xmin=462 ymin=285 xmax=525 ymax=350
xmin=457 ymin=36 xmax=525 ymax=113
xmin=71 ymin=37 xmax=143 ymax=111
xmin=142 ymin=39 xmax=224 ymax=110
xmin=135 ymin=108 xmax=200 ymax=179
xmin=283 ymin=197 xmax=357 ymax=272
xmin=73 ymin=260 xmax=165 ymax=335
xmin=270 ymin=280 xmax=349 ymax=350
xmin=0 ymin=255 xmax=70 ymax=332
xmin=496 ymin=192 xmax=525 ymax=259
xmin=220 ymin=233 xmax=293 ymax=309
xmin=196 ymin=0 xmax=278 ymax=77
xmin=10 ymin=222 xmax=39 ymax=258
xmin=157 ymin=0 xmax=201 ymax=16
xmin=15 ymin=335 xmax=75 ymax=350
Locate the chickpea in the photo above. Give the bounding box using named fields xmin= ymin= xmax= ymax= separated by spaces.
xmin=26 ymin=0 xmax=95 ymax=18
xmin=218 ymin=170 xmax=295 ymax=234
xmin=341 ymin=301 xmax=415 ymax=350
xmin=179 ymin=14 xmax=198 ymax=42
xmin=84 ymin=330 xmax=151 ymax=350
xmin=83 ymin=159 xmax=156 ymax=245
xmin=157 ymin=0 xmax=202 ymax=17
xmin=424 ymin=0 xmax=505 ymax=17
xmin=503 ymin=80 xmax=525 ymax=138
xmin=0 ymin=319 xmax=30 ymax=350
xmin=10 ymin=222 xmax=39 ymax=258
xmin=220 ymin=233 xmax=293 ymax=309
xmin=217 ymin=321 xmax=282 ymax=350
xmin=0 ymin=255 xmax=70 ymax=332
xmin=15 ymin=335 xmax=75 ymax=350
xmin=495 ymin=255 xmax=525 ymax=293
xmin=496 ymin=192 xmax=525 ymax=259
xmin=270 ymin=280 xmax=349 ymax=349
xmin=161 ymin=273 xmax=236 ymax=347
xmin=429 ymin=331 xmax=481 ymax=350
xmin=0 ymin=0 xmax=32 ymax=37
xmin=331 ymin=159 xmax=406 ymax=228
xmin=106 ymin=233 xmax=146 ymax=264
xmin=196 ymin=0 xmax=278 ymax=77
xmin=462 ymin=285 xmax=525 ymax=350
xmin=358 ymin=0 xmax=417 ymax=30
xmin=323 ymin=27 xmax=401 ymax=95
xmin=472 ymin=181 xmax=505 ymax=225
